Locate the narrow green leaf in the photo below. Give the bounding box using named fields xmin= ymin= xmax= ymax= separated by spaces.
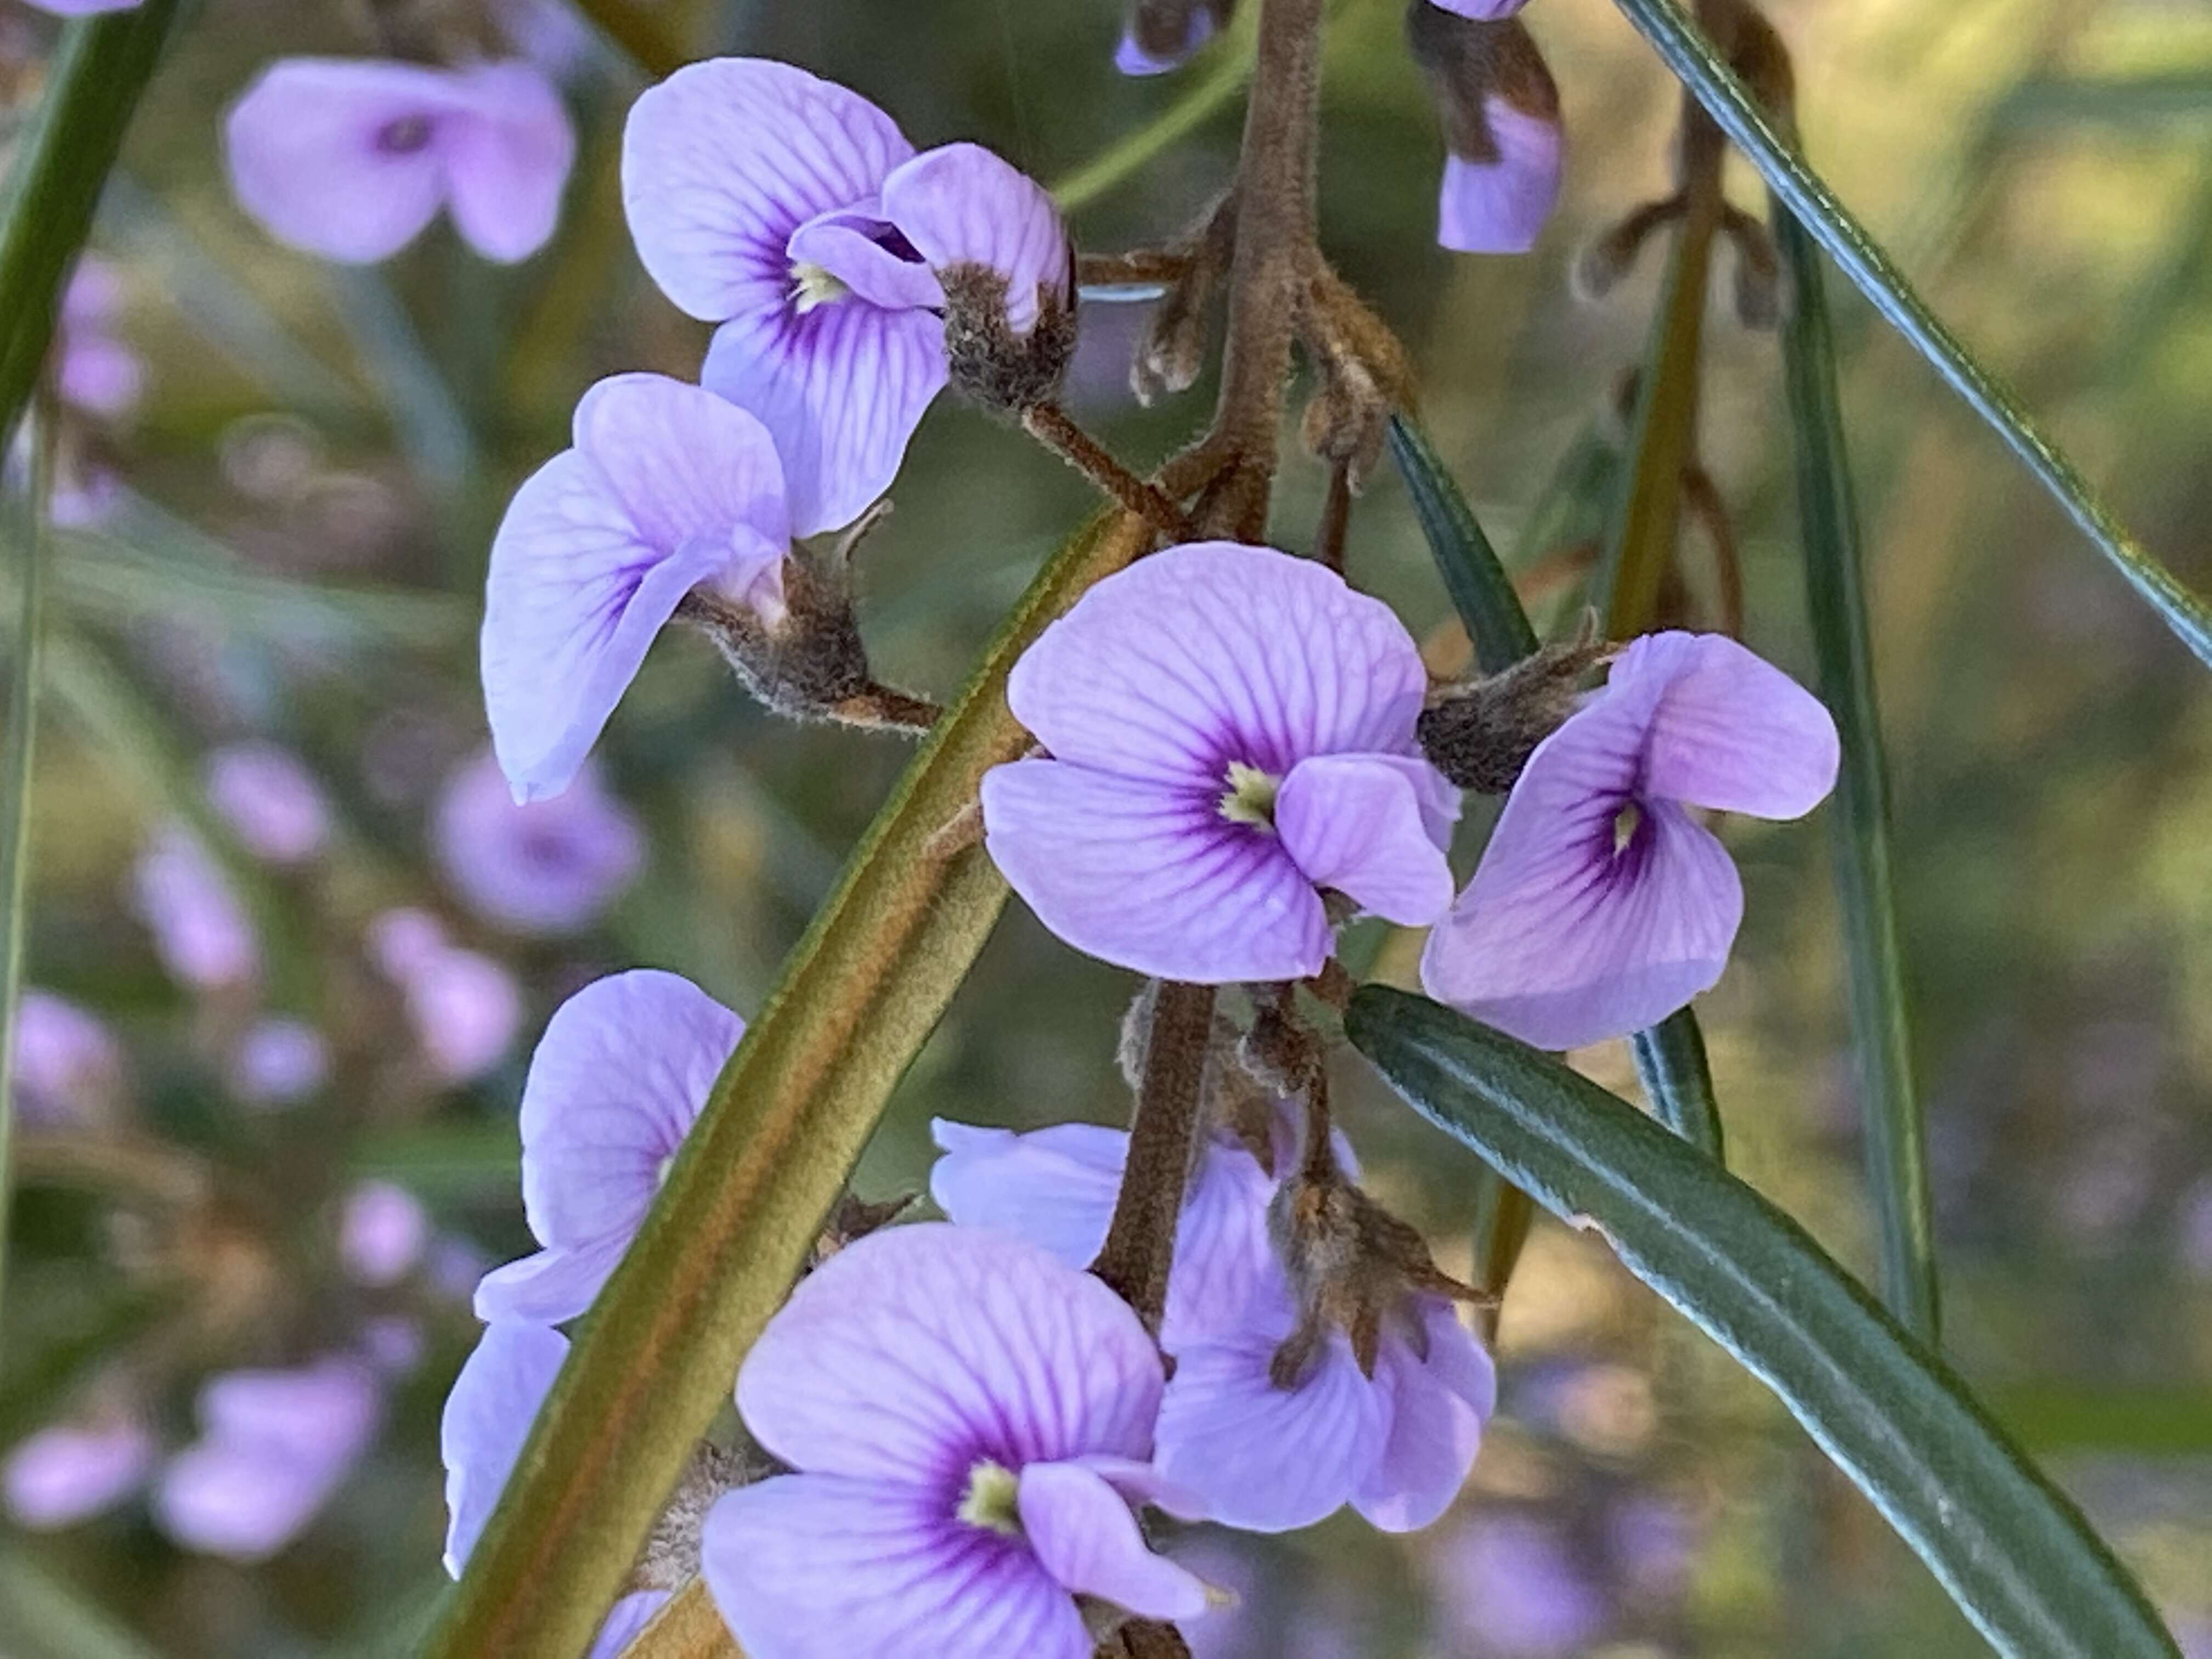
xmin=1346 ymin=987 xmax=2177 ymax=1659
xmin=0 ymin=414 xmax=51 ymax=1333
xmin=0 ymin=1550 xmax=165 ymax=1659
xmin=1629 ymin=1007 xmax=1723 ymax=1160
xmin=329 ymin=269 xmax=476 ymax=501
xmin=1609 ymin=0 xmax=2212 ymax=669
xmin=0 ymin=3 xmax=181 ymax=454
xmin=1774 ymin=201 xmax=1940 ymax=1345
xmin=1385 ymin=415 xmax=1539 ymax=673
xmin=427 ymin=513 xmax=1153 ymax=1659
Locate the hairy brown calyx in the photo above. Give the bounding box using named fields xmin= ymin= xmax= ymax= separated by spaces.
xmin=1417 ymin=635 xmax=1611 ymax=793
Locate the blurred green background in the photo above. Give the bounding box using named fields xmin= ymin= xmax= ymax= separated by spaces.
xmin=1 ymin=0 xmax=2209 ymax=1653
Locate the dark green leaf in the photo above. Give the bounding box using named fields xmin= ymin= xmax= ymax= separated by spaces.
xmin=1630 ymin=1007 xmax=1723 ymax=1161
xmin=1346 ymin=986 xmax=2176 ymax=1659
xmin=1386 ymin=415 xmax=1538 ymax=674
xmin=1609 ymin=0 xmax=2212 ymax=669
xmin=1775 ymin=202 xmax=1940 ymax=1344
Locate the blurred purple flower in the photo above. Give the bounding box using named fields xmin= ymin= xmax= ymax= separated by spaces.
xmin=1427 ymin=1514 xmax=1609 ymax=1656
xmin=224 ymin=58 xmax=574 ymax=264
xmin=932 ymin=1116 xmax=1492 ymax=1534
xmin=482 ymin=373 xmax=789 ymax=802
xmin=340 ymin=1181 xmax=430 ymax=1288
xmin=2 ymin=1419 xmax=154 ymax=1528
xmin=229 ymin=1015 xmax=330 ymax=1107
xmin=703 ymin=1224 xmax=1210 ymax=1658
xmin=152 ymin=1358 xmax=380 ymax=1562
xmin=432 ymin=752 xmax=642 ymax=934
xmin=1607 ymin=1493 xmax=1700 ymax=1600
xmin=475 ymin=970 xmax=742 ymax=1322
xmin=930 ymin=1117 xmax=1281 ymax=1349
xmin=1423 ymin=631 xmax=1838 ymax=1050
xmin=1437 ymin=106 xmax=1562 ymax=256
xmin=205 ymin=741 xmax=330 ymax=865
xmin=369 ymin=907 xmax=522 ymax=1083
xmin=11 ymin=988 xmax=125 ymax=1126
xmin=439 ymin=1322 xmax=673 ymax=1653
xmin=55 ymin=257 xmax=144 ymax=421
xmin=624 ymin=61 xmax=1065 ymax=534
xmin=981 ymin=541 xmax=1458 ymax=982
xmin=623 ymin=58 xmax=943 ymax=536
xmin=131 ymin=827 xmax=257 ymax=989
xmin=358 ymin=1315 xmax=427 ymax=1377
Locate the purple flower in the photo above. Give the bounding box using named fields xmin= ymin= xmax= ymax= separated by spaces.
xmin=932 ymin=1119 xmax=1493 ymax=1534
xmin=980 ymin=541 xmax=1458 ymax=983
xmin=152 ymin=1358 xmax=380 ymax=1562
xmin=131 ymin=826 xmax=257 ymax=989
xmin=2 ymin=1419 xmax=154 ymax=1528
xmin=369 ymin=906 xmax=525 ymax=1084
xmin=340 ymin=1181 xmax=430 ymax=1287
xmin=703 ymin=1224 xmax=1210 ymax=1658
xmin=205 ymin=741 xmax=330 ymax=865
xmin=623 ymin=58 xmax=943 ymax=536
xmin=475 ymin=970 xmax=743 ymax=1322
xmin=432 ymin=751 xmax=642 ymax=934
xmin=624 ymin=60 xmax=1066 ymax=534
xmin=482 ymin=373 xmax=789 ymax=802
xmin=55 ymin=258 xmax=144 ymax=421
xmin=440 ymin=1322 xmax=674 ymax=1653
xmin=1421 ymin=631 xmax=1838 ymax=1050
xmin=11 ymin=988 xmax=125 ymax=1126
xmin=1427 ymin=1514 xmax=1610 ymax=1656
xmin=229 ymin=1016 xmax=329 ymax=1107
xmin=224 ymin=58 xmax=574 ymax=265
xmin=1437 ymin=105 xmax=1562 ymax=256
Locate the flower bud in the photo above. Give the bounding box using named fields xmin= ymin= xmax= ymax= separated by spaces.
xmin=1116 ymin=0 xmax=1237 ymax=76
xmin=682 ymin=549 xmax=879 ymax=727
xmin=1407 ymin=3 xmax=1564 ymax=256
xmin=1269 ymin=1169 xmax=1483 ymax=1379
xmin=1417 ymin=636 xmax=1609 ymax=792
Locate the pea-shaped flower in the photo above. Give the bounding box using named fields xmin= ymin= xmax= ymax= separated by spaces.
xmin=1421 ymin=630 xmax=1839 ymax=1049
xmin=980 ymin=542 xmax=1459 ymax=983
xmin=702 ymin=1224 xmax=1210 ymax=1658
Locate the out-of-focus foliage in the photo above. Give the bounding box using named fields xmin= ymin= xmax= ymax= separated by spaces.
xmin=0 ymin=0 xmax=2208 ymax=1654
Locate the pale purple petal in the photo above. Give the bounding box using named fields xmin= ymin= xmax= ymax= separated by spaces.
xmin=590 ymin=1592 xmax=672 ymax=1659
xmin=438 ymin=62 xmax=576 ymax=263
xmin=131 ymin=827 xmax=257 ymax=988
xmin=11 ymin=989 xmax=123 ymax=1126
xmin=1154 ymin=1324 xmax=1390 ymax=1532
xmin=472 ymin=1237 xmax=626 ymax=1324
xmin=1424 ymin=0 xmax=1529 ymax=17
xmin=483 ymin=373 xmax=788 ymax=800
xmin=368 ymin=906 xmax=448 ymax=980
xmin=404 ymin=945 xmax=523 ymax=1084
xmin=703 ymin=1475 xmax=1092 ymax=1659
xmin=2 ymin=1421 xmax=154 ymax=1528
xmin=1437 ymin=103 xmax=1562 ymax=256
xmin=433 ymin=752 xmax=643 ymax=934
xmin=1616 ymin=631 xmax=1840 ymax=819
xmin=1018 ymin=1459 xmax=1210 ymax=1620
xmin=701 ymin=301 xmax=947 ymax=537
xmin=622 ymin=57 xmax=914 ymax=324
xmin=340 ymin=1180 xmax=430 ymax=1287
xmin=1421 ymin=675 xmax=1746 ymax=1048
xmin=1003 ymin=541 xmax=1428 ymax=786
xmin=981 ymin=759 xmax=1330 ymax=982
xmin=1163 ymin=1134 xmax=1285 ymax=1347
xmin=223 ymin=59 xmax=456 ymax=263
xmin=787 ymin=204 xmax=944 ymax=312
xmin=1351 ymin=1303 xmax=1492 ymax=1533
xmin=230 ymin=1016 xmax=329 ymax=1107
xmin=205 ymin=742 xmax=329 ymax=865
xmin=441 ymin=1321 xmax=567 ymax=1575
xmin=1276 ymin=753 xmax=1457 ymax=926
xmin=473 ymin=970 xmax=742 ymax=1322
xmin=882 ymin=144 xmax=1070 ymax=334
xmin=928 ymin=1119 xmax=1125 ymax=1265
xmin=737 ymin=1223 xmax=1163 ymax=1484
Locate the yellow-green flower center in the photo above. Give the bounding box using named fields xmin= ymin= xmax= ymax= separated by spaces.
xmin=1611 ymin=800 xmax=1643 ymax=856
xmin=956 ymin=1459 xmax=1023 ymax=1536
xmin=1218 ymin=761 xmax=1280 ymax=831
xmin=789 ymin=261 xmax=850 ymax=314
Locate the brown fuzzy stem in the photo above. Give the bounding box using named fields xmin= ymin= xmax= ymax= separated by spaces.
xmin=1021 ymin=403 xmax=1193 ymax=540
xmin=826 ymin=683 xmax=943 ymax=735
xmin=1090 ymin=980 xmax=1217 ymax=1328
xmin=1079 ymin=249 xmax=1193 ymax=287
xmin=1315 ymin=460 xmax=1352 ymax=573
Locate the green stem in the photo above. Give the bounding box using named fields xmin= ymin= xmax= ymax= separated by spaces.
xmin=424 ymin=512 xmax=1152 ymax=1659
xmin=1774 ymin=200 xmax=1939 ymax=1344
xmin=1609 ymin=0 xmax=2212 ymax=668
